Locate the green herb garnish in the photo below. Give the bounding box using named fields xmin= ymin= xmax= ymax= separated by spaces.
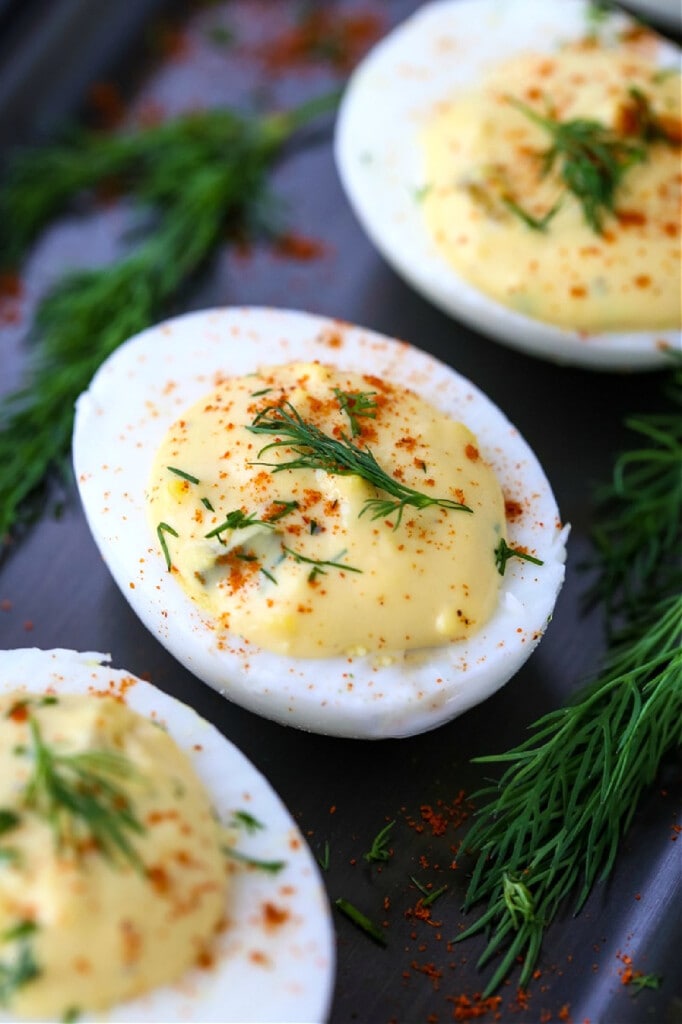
xmin=629 ymin=972 xmax=663 ymax=994
xmin=222 ymin=845 xmax=286 ymax=873
xmin=230 ymin=810 xmax=264 ymax=833
xmin=266 ymin=499 xmax=299 ymax=522
xmin=0 ymin=921 xmax=40 ymax=1007
xmin=22 ymin=717 xmax=145 ymax=867
xmin=282 ymin=545 xmax=362 ymax=580
xmin=457 ymin=365 xmax=682 ymax=995
xmin=205 ymin=509 xmax=275 ymax=540
xmin=167 ymin=466 xmax=200 ymax=485
xmin=494 ymin=538 xmax=544 ymax=576
xmin=506 ymin=96 xmax=647 ymax=233
xmin=333 ymin=388 xmax=377 ymax=436
xmin=363 ymin=820 xmax=395 ymax=863
xmin=317 ymin=840 xmax=330 ymax=871
xmin=249 ymin=401 xmax=472 ymax=528
xmin=0 ymin=93 xmax=340 ymax=543
xmin=0 ymin=811 xmax=20 ymax=836
xmin=156 ymin=521 xmax=179 ymax=571
xmin=334 ymin=898 xmax=387 ymax=946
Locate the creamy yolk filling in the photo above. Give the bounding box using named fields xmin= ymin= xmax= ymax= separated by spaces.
xmin=421 ymin=47 xmax=681 ymax=331
xmin=146 ymin=361 xmax=507 ymax=657
xmin=0 ymin=693 xmax=227 ymax=1019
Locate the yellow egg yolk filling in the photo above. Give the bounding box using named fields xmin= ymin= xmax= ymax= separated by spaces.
xmin=146 ymin=361 xmax=507 ymax=658
xmin=0 ymin=692 xmax=227 ymax=1019
xmin=421 ymin=46 xmax=681 ymax=331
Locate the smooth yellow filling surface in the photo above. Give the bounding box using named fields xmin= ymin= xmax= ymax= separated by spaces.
xmin=146 ymin=362 xmax=507 ymax=657
xmin=0 ymin=693 xmax=227 ymax=1018
xmin=421 ymin=46 xmax=681 ymax=330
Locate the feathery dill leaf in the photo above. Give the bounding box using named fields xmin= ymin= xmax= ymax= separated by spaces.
xmin=506 ymin=96 xmax=647 ymax=233
xmin=458 ymin=364 xmax=682 ymax=994
xmin=248 ymin=400 xmax=472 ymax=527
xmin=23 ymin=717 xmax=145 ymax=867
xmin=0 ymin=94 xmax=339 ymax=542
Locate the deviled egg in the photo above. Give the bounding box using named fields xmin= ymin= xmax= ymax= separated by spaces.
xmin=0 ymin=647 xmax=334 ymax=1023
xmin=73 ymin=306 xmax=568 ymax=738
xmin=335 ymin=0 xmax=681 ymax=369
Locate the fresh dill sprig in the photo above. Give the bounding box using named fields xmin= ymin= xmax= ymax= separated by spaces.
xmin=587 ymin=364 xmax=682 ymax=617
xmin=22 ymin=717 xmax=145 ymax=867
xmin=457 ymin=367 xmax=682 ymax=995
xmin=0 ymin=93 xmax=339 ymax=542
xmin=507 ymin=96 xmax=647 ymax=233
xmin=248 ymin=401 xmax=472 ymax=528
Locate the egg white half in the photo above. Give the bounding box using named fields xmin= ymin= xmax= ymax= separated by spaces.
xmin=73 ymin=306 xmax=568 ymax=738
xmin=334 ymin=0 xmax=681 ymax=371
xmin=0 ymin=647 xmax=334 ymax=1024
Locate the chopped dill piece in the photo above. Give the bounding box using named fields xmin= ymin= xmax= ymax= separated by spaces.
xmin=629 ymin=973 xmax=662 ymax=994
xmin=310 ymin=520 xmax=319 ymax=534
xmin=260 ymin=567 xmax=277 ymax=585
xmin=205 ymin=509 xmax=275 ymax=540
xmin=334 ymin=898 xmax=387 ymax=947
xmin=250 ymin=387 xmax=273 ymax=397
xmin=249 ymin=401 xmax=472 ymax=528
xmin=201 ymin=496 xmax=215 ymax=512
xmin=167 ymin=466 xmax=200 ymax=485
xmin=421 ymin=883 xmax=448 ymax=908
xmin=494 ymin=538 xmax=544 ymax=576
xmin=282 ymin=545 xmax=362 ymax=576
xmin=267 ymin=499 xmax=299 ymax=522
xmin=231 ymin=810 xmax=264 ymax=833
xmin=222 ymin=846 xmax=286 ymax=873
xmin=317 ymin=840 xmax=330 ymax=871
xmin=333 ymin=388 xmax=377 ymax=436
xmin=501 ymin=194 xmax=563 ymax=232
xmin=157 ymin=521 xmax=179 ymax=571
xmin=0 ymin=811 xmax=20 ymax=836
xmin=363 ymin=819 xmax=395 ymax=863
xmin=0 ymin=922 xmax=40 ymax=1006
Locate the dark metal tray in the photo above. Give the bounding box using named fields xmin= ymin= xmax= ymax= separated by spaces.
xmin=1 ymin=2 xmax=680 ymax=1022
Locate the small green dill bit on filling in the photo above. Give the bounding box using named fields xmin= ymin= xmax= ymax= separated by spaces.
xmin=248 ymin=401 xmax=472 ymax=529
xmin=0 ymin=811 xmax=20 ymax=836
xmin=167 ymin=466 xmax=200 ymax=485
xmin=494 ymin=538 xmax=544 ymax=576
xmin=334 ymin=898 xmax=387 ymax=947
xmin=282 ymin=545 xmax=362 ymax=577
xmin=157 ymin=521 xmax=179 ymax=571
xmin=333 ymin=388 xmax=377 ymax=436
xmin=266 ymin=499 xmax=299 ymax=522
xmin=0 ymin=921 xmax=40 ymax=1007
xmin=205 ymin=509 xmax=275 ymax=540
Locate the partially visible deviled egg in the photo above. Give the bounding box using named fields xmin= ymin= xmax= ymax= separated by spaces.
xmin=73 ymin=306 xmax=568 ymax=739
xmin=0 ymin=647 xmax=334 ymax=1024
xmin=335 ymin=0 xmax=681 ymax=370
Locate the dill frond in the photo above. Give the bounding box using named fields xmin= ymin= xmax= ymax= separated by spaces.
xmin=0 ymin=95 xmax=339 ymax=542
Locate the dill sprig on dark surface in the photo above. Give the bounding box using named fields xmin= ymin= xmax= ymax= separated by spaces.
xmin=457 ymin=364 xmax=682 ymax=994
xmin=0 ymin=95 xmax=338 ymax=542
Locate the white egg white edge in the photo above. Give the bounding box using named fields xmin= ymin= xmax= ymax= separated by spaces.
xmin=0 ymin=647 xmax=335 ymax=1024
xmin=72 ymin=305 xmax=568 ymax=740
xmin=334 ymin=0 xmax=681 ymax=371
